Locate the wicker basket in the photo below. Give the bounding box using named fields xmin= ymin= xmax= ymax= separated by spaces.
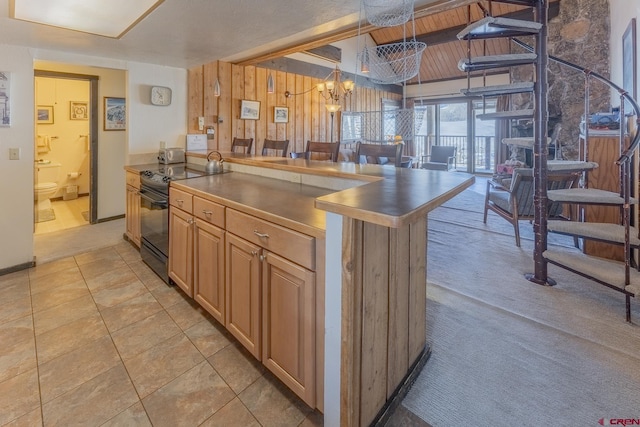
xmin=364 ymin=41 xmax=427 ymax=84
xmin=363 ymin=0 xmax=415 ymax=27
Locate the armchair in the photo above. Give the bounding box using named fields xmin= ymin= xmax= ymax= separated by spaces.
xmin=483 ymin=168 xmax=581 ymax=247
xmin=421 ymin=146 xmax=456 ymax=171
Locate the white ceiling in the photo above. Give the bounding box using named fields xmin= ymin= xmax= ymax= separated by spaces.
xmin=0 ymin=0 xmax=442 ymax=69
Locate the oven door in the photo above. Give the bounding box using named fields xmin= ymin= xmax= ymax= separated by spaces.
xmin=139 ymin=186 xmax=169 ymax=280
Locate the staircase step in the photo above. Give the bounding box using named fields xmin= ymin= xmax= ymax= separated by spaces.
xmin=461 ymin=82 xmax=534 ymax=97
xmin=547 ymin=160 xmax=599 ymax=172
xmin=547 ymin=221 xmax=640 ymax=247
xmin=457 ymin=16 xmax=542 ymax=40
xmin=477 ymin=109 xmax=534 ymax=120
xmin=544 ymin=248 xmax=640 ymax=297
xmin=548 ymin=188 xmax=637 ymax=205
xmin=458 ymin=53 xmax=538 ymax=72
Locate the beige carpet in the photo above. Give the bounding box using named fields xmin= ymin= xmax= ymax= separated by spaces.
xmin=391 ymin=184 xmax=640 ymax=426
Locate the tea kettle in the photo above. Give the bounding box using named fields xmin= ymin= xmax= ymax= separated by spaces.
xmin=205 ymin=151 xmax=224 ymax=174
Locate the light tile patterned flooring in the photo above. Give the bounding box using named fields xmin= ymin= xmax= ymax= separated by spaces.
xmin=0 ymin=241 xmax=323 ymax=426
xmin=35 ymin=197 xmax=90 ymax=235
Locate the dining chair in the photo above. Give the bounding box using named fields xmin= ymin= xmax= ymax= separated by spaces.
xmin=355 ymin=142 xmax=404 ymax=167
xmin=231 ymin=137 xmax=254 ymax=154
xmin=302 ymin=140 xmax=341 ymax=162
xmin=261 ymin=139 xmax=289 ymax=157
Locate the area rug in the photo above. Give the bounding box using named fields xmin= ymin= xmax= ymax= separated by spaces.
xmin=81 ymin=211 xmax=89 ymax=221
xmin=36 ymin=208 xmax=55 ymax=223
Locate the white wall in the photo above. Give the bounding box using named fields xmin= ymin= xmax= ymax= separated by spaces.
xmin=0 ymin=45 xmax=187 ymax=271
xmin=609 ymin=1 xmax=640 ymax=113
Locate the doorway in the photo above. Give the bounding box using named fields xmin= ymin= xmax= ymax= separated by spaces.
xmin=34 ymin=71 xmax=99 ymax=235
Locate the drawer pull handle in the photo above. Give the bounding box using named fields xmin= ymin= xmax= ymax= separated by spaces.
xmin=202 ymin=210 xmax=213 ymax=216
xmin=253 ymin=230 xmax=270 ymax=239
xmin=176 ymin=199 xmax=184 ymax=206
xmin=251 ymin=250 xmax=259 ymax=257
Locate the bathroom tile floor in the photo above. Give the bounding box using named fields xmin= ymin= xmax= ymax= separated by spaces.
xmin=34 ymin=196 xmax=89 ymax=235
xmin=0 ymin=241 xmax=324 ymax=426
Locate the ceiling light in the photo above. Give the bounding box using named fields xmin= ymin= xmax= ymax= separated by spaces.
xmin=10 ymin=0 xmax=164 ymax=38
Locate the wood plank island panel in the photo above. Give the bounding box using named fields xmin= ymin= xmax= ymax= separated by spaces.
xmin=188 ymin=61 xmax=402 ymax=153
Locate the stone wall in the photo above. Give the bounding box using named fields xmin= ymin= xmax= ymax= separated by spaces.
xmin=512 ymin=0 xmax=611 ymax=160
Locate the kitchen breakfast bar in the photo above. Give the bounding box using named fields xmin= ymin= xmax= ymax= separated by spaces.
xmin=130 ymin=153 xmax=474 ymax=426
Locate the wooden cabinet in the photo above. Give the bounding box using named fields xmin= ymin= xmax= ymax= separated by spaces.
xmin=194 ymin=219 xmax=226 ymax=324
xmin=262 ymin=251 xmax=316 ymax=406
xmin=168 ymin=205 xmax=194 ymax=297
xmin=225 ymin=233 xmax=262 ymax=359
xmin=125 ymin=171 xmax=141 ymax=247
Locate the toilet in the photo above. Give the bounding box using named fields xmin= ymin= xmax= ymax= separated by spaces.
xmin=35 ymin=162 xmax=61 ymax=211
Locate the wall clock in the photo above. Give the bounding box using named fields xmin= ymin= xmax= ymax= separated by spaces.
xmin=151 ymin=86 xmax=172 ymax=106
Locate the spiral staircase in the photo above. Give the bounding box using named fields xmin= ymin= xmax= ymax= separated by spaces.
xmin=458 ymin=0 xmax=640 ymax=321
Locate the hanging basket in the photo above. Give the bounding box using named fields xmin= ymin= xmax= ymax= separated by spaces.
xmin=364 ymin=41 xmax=427 ymax=85
xmin=363 ymin=0 xmax=415 ymax=27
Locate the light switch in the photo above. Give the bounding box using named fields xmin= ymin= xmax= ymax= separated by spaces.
xmin=9 ymin=148 xmax=20 ymax=160
xmin=198 ymin=117 xmax=205 ymax=131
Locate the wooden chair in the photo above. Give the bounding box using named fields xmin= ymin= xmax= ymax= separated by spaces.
xmin=483 ymin=168 xmax=581 ymax=247
xmin=421 ymin=145 xmax=457 ymax=171
xmin=261 ymin=139 xmax=289 ymax=157
xmin=355 ymin=142 xmax=404 ymax=167
xmin=231 ymin=137 xmax=253 ymax=154
xmin=300 ymin=140 xmax=341 ymax=162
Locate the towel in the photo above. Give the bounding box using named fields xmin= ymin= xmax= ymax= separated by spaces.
xmin=37 ymin=135 xmax=51 ymax=153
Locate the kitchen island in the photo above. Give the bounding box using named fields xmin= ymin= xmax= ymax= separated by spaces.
xmin=166 ymin=153 xmax=474 ymax=426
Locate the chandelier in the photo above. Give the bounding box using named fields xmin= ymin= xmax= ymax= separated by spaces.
xmin=285 ymin=65 xmax=354 ymax=112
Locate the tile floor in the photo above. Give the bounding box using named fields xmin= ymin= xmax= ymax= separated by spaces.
xmin=0 ymin=241 xmax=324 ymax=426
xmin=34 ymin=196 xmax=90 ymax=235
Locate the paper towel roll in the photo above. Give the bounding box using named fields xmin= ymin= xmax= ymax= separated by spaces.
xmin=68 ymin=172 xmax=80 ymax=179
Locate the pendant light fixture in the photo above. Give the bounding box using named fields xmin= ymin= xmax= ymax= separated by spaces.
xmin=267 ymin=73 xmax=275 ymax=94
xmin=213 ymin=78 xmax=221 ymax=97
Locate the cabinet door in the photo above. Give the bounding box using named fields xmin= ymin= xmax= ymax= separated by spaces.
xmin=225 ymin=233 xmax=262 ymax=358
xmin=168 ymin=207 xmax=194 ymax=297
xmin=262 ymin=251 xmax=316 ymax=406
xmin=194 ymin=219 xmax=225 ymax=324
xmin=125 ymin=185 xmax=141 ymax=247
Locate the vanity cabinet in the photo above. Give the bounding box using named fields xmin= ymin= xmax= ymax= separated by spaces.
xmin=125 ymin=171 xmax=141 ymax=247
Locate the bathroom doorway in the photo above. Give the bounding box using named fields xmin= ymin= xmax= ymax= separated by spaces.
xmin=34 ymin=71 xmax=99 ymax=235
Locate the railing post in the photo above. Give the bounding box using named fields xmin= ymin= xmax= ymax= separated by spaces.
xmin=527 ymin=0 xmax=552 ymax=286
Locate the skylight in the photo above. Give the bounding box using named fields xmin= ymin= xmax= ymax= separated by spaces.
xmin=10 ymin=0 xmax=164 ymax=38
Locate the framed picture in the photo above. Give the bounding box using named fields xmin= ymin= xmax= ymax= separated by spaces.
xmin=37 ymin=105 xmax=54 ymax=124
xmin=0 ymin=72 xmax=10 ymax=127
xmin=70 ymin=101 xmax=88 ymax=120
xmin=622 ymin=19 xmax=636 ymax=115
xmin=274 ymin=106 xmax=288 ymax=123
xmin=240 ymin=99 xmax=260 ymax=120
xmin=104 ymin=97 xmax=126 ymax=131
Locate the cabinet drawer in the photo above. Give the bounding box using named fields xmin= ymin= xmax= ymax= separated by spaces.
xmin=194 ymin=197 xmax=225 ymax=228
xmin=227 ymin=209 xmax=315 ymax=270
xmin=126 ymin=171 xmax=140 ymax=189
xmin=169 ymin=187 xmax=193 ymax=213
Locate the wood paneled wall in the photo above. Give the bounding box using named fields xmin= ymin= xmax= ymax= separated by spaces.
xmin=188 ymin=61 xmax=402 ymax=155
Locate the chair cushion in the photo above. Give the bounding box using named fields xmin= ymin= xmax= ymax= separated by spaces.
xmin=421 ymin=162 xmax=449 ymax=171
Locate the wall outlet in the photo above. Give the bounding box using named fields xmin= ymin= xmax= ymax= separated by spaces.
xmin=9 ymin=148 xmax=20 ymax=160
xmin=198 ymin=116 xmax=205 ymax=130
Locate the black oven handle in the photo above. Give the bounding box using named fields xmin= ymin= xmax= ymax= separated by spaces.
xmin=139 ymin=189 xmax=168 ymax=207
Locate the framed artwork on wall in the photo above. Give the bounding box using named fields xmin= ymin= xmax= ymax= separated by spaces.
xmin=0 ymin=72 xmax=10 ymax=127
xmin=104 ymin=97 xmax=126 ymax=131
xmin=240 ymin=100 xmax=260 ymax=120
xmin=622 ymin=18 xmax=636 ymax=116
xmin=274 ymin=106 xmax=288 ymax=123
xmin=37 ymin=105 xmax=54 ymax=124
xmin=70 ymin=101 xmax=88 ymax=120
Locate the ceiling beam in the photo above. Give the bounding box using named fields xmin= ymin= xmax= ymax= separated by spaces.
xmin=235 ymin=0 xmax=478 ymax=66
